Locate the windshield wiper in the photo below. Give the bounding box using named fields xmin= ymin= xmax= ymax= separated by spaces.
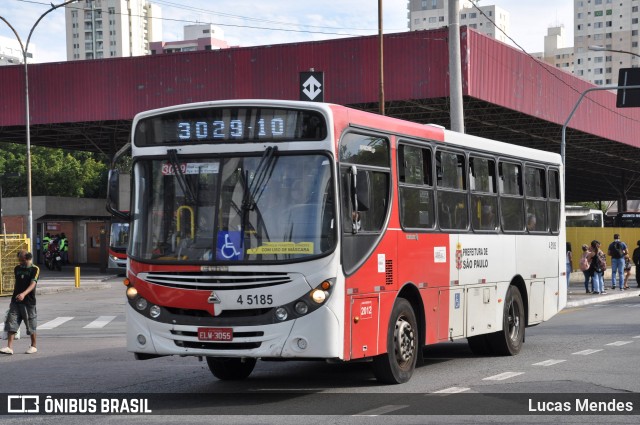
xmin=242 ymin=146 xmax=278 ymax=211
xmin=168 ymin=149 xmax=197 ymax=204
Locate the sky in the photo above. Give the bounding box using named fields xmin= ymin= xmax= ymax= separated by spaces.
xmin=0 ymin=0 xmax=574 ymax=64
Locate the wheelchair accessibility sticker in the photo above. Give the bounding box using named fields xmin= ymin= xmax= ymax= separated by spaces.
xmin=216 ymin=231 xmax=244 ymax=261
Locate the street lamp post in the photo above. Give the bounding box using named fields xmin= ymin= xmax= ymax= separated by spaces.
xmin=0 ymin=0 xmax=77 ymax=247
xmin=589 ymin=45 xmax=640 ymax=59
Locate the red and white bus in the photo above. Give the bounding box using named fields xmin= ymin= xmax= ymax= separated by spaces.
xmin=108 ymin=217 xmax=129 ymax=275
xmin=107 ymin=99 xmax=566 ymax=384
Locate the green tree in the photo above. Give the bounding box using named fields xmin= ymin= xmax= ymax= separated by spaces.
xmin=0 ymin=143 xmax=109 ymax=198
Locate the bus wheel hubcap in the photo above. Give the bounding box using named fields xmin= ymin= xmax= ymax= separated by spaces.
xmin=395 ymin=317 xmax=415 ymax=363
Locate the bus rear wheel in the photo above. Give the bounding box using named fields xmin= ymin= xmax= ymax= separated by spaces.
xmin=206 ymin=357 xmax=256 ymax=380
xmin=372 ymin=298 xmax=418 ymax=384
xmin=488 ymin=286 xmax=524 ymax=356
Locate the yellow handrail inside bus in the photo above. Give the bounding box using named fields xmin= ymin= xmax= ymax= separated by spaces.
xmin=176 ymin=205 xmax=195 ymax=240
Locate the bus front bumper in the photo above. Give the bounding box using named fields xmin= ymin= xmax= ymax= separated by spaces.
xmin=126 ymin=303 xmax=342 ymax=359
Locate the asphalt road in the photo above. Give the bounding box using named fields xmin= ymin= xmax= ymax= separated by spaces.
xmin=1 ymin=278 xmax=639 ymax=424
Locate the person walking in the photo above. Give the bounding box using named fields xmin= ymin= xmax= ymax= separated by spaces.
xmin=579 ymin=244 xmax=593 ymax=293
xmin=607 ymin=234 xmax=628 ymax=291
xmin=1 ymin=250 xmax=40 ymax=355
xmin=632 ymin=240 xmax=640 ymax=289
xmin=588 ymin=240 xmax=606 ymax=295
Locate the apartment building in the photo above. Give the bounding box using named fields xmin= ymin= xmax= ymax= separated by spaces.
xmin=408 ymin=0 xmax=510 ymax=44
xmin=574 ymin=0 xmax=640 ymax=85
xmin=535 ymin=26 xmax=575 ymax=75
xmin=65 ymin=0 xmax=162 ymax=60
xmin=150 ymin=24 xmax=229 ymax=55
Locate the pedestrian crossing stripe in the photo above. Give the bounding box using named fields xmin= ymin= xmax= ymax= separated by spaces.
xmin=83 ymin=316 xmax=117 ymax=329
xmin=38 ymin=317 xmax=74 ymax=330
xmin=38 ymin=316 xmax=118 ymax=330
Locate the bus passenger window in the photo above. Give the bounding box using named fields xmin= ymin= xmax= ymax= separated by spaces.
xmin=436 ymin=151 xmax=467 ymax=230
xmin=398 ymin=144 xmax=434 ymax=229
xmin=525 ymin=166 xmax=547 ymax=232
xmin=470 ymin=156 xmax=497 ymax=231
xmin=499 ymin=161 xmax=524 ymax=231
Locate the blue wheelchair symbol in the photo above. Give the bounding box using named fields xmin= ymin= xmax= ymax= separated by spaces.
xmin=216 ymin=231 xmax=243 ymax=261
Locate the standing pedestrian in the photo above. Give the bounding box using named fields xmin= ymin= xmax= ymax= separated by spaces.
xmin=42 ymin=233 xmax=51 ymax=263
xmin=623 ymin=253 xmax=632 ymax=290
xmin=1 ymin=250 xmax=39 ymax=355
xmin=588 ymin=240 xmax=606 ymax=295
xmin=579 ymin=244 xmax=593 ymax=293
xmin=632 ymin=240 xmax=640 ymax=289
xmin=60 ymin=233 xmax=69 ymax=265
xmin=607 ymin=233 xmax=628 ymax=290
xmin=566 ymin=242 xmax=573 ymax=289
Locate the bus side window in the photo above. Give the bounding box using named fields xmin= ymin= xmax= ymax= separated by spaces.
xmin=548 ymin=169 xmax=561 ymax=232
xmin=470 ymin=156 xmax=498 ymax=231
xmin=499 ymin=161 xmax=524 ymax=231
xmin=524 ymin=165 xmax=547 ymax=232
xmin=436 ymin=150 xmax=467 ymax=230
xmin=398 ymin=144 xmax=434 ymax=229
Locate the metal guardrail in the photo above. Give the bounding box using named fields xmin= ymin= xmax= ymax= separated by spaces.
xmin=0 ymin=234 xmax=30 ymax=296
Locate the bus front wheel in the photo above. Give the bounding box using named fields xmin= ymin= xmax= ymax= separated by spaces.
xmin=206 ymin=357 xmax=256 ymax=380
xmin=372 ymin=298 xmax=418 ymax=384
xmin=488 ymin=286 xmax=525 ymax=356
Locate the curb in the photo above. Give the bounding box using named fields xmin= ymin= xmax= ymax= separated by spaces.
xmin=36 ymin=283 xmax=112 ymax=295
xmin=566 ymin=289 xmax=639 ymax=308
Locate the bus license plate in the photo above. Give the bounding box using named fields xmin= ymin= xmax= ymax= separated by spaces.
xmin=198 ymin=328 xmax=233 ymax=341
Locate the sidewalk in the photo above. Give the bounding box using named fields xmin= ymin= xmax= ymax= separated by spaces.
xmin=34 ymin=264 xmax=116 ymax=295
xmin=567 ymin=268 xmax=640 ymax=308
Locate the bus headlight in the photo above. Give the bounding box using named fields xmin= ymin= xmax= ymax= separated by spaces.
xmin=294 ymin=301 xmax=309 ymax=315
xmin=310 ymin=289 xmax=326 ymax=304
xmin=126 ymin=286 xmax=138 ymax=299
xmin=135 ymin=297 xmax=148 ymax=311
xmin=149 ymin=305 xmax=161 ymax=319
xmin=275 ymin=307 xmax=288 ymax=321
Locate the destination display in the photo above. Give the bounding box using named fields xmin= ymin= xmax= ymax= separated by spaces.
xmin=134 ymin=107 xmax=327 ymax=145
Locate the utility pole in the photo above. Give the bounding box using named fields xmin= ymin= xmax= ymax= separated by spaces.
xmin=448 ymin=0 xmax=465 ymax=132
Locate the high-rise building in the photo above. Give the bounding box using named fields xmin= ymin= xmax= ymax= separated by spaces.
xmin=534 ymin=26 xmax=574 ymax=75
xmin=408 ymin=0 xmax=510 ymax=44
xmin=65 ymin=0 xmax=162 ymax=61
xmin=574 ymin=0 xmax=640 ymax=86
xmin=150 ymin=24 xmax=229 ymax=55
xmin=0 ymin=35 xmax=35 ymax=65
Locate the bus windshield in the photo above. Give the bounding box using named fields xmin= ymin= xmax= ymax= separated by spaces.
xmin=110 ymin=221 xmax=130 ymax=251
xmin=130 ymin=153 xmax=335 ymax=263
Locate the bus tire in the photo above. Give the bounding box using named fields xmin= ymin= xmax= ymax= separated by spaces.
xmin=488 ymin=286 xmax=524 ymax=356
xmin=372 ymin=298 xmax=418 ymax=384
xmin=206 ymin=357 xmax=256 ymax=380
xmin=467 ymin=334 xmax=492 ymax=355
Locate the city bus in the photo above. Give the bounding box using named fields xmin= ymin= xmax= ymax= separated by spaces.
xmin=565 ymin=205 xmax=604 ymax=227
xmin=107 ymin=99 xmax=566 ymax=384
xmin=613 ymin=212 xmax=640 ymax=227
xmin=108 ymin=217 xmax=129 ymax=274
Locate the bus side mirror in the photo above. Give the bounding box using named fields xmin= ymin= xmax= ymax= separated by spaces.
xmin=107 ymin=169 xmax=130 ymax=221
